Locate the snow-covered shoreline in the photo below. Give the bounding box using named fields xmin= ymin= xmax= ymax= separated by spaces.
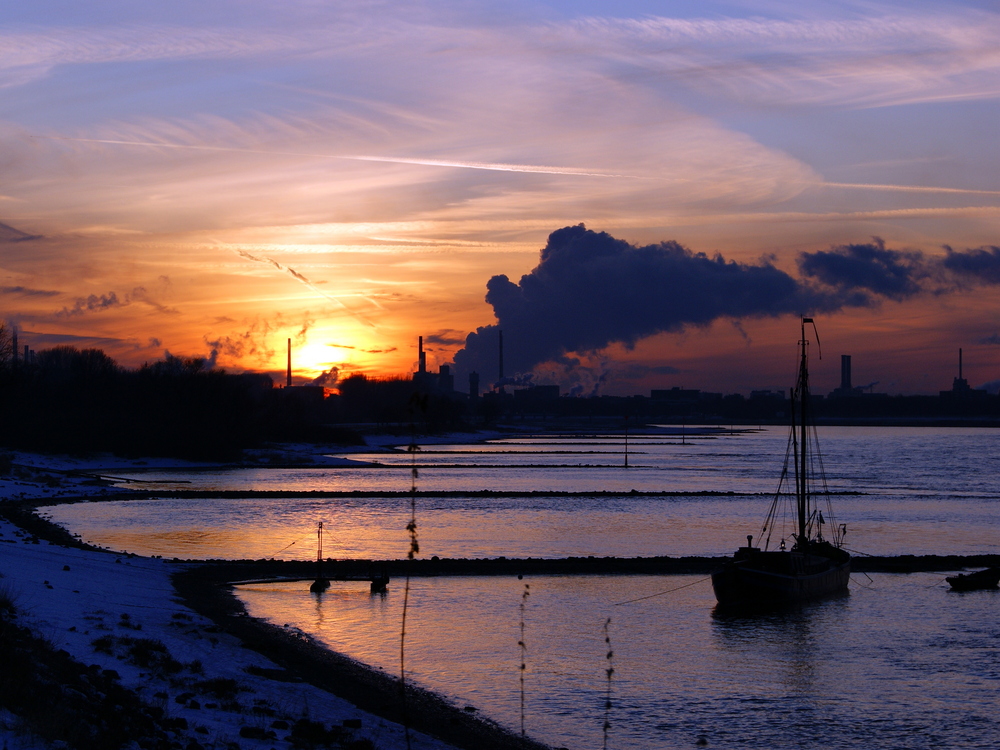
xmin=0 ymin=441 xmax=541 ymax=750
xmin=0 ymin=520 xmax=456 ymax=750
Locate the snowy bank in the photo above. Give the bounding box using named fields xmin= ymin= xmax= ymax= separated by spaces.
xmin=0 ymin=513 xmax=455 ymax=750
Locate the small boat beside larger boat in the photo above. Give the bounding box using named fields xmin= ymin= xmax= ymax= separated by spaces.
xmin=946 ymin=567 xmax=1000 ymax=591
xmin=712 ymin=317 xmax=851 ymax=608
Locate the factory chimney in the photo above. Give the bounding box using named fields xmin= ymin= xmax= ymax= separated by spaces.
xmin=951 ymin=347 xmax=971 ymax=393
xmin=11 ymin=328 xmax=16 ymax=370
xmin=286 ymin=338 xmax=292 ymax=388
xmin=469 ymin=371 xmax=479 ymax=399
xmin=840 ymin=355 xmax=852 ymax=391
xmin=418 ymin=336 xmax=426 ymax=374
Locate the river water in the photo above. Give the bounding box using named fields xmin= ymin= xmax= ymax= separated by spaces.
xmin=45 ymin=426 xmax=1000 ymax=749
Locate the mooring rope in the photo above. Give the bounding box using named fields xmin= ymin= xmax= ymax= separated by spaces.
xmin=613 ymin=575 xmax=712 ymax=606
xmin=267 ymin=529 xmax=318 ymax=558
xmin=849 ymin=575 xmax=878 ymax=590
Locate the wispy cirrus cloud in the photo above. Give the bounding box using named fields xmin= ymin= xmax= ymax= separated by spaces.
xmin=564 ymin=12 xmax=1000 ymax=109
xmin=0 ymin=25 xmax=299 ymax=87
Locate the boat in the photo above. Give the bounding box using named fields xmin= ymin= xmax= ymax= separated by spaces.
xmin=946 ymin=567 xmax=1000 ymax=591
xmin=712 ymin=317 xmax=851 ymax=608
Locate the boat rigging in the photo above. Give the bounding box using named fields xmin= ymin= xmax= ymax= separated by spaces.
xmin=711 ymin=317 xmax=851 ymax=607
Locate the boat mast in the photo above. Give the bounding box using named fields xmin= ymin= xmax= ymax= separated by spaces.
xmin=798 ymin=317 xmax=812 ymax=545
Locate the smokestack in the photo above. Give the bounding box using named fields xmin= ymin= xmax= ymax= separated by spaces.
xmin=287 ymin=338 xmax=292 ymax=388
xmin=498 ymin=329 xmax=505 ymax=393
xmin=418 ymin=336 xmax=426 ymax=374
xmin=469 ymin=371 xmax=479 ymax=399
xmin=959 ymin=348 xmax=963 ymax=380
xmin=11 ymin=329 xmax=16 ymax=369
xmin=840 ymin=355 xmax=852 ymax=390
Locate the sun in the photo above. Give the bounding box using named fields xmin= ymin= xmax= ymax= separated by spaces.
xmin=290 ymin=341 xmax=340 ymax=381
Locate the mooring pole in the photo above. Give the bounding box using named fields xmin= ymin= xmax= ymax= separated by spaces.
xmin=317 ymin=521 xmax=323 ymax=576
xmin=624 ymin=415 xmax=629 ymax=468
xmin=310 ymin=521 xmax=330 ymax=593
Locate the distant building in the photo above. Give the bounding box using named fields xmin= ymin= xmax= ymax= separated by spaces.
xmin=749 ymin=389 xmax=786 ymax=401
xmin=412 ymin=336 xmax=456 ymax=394
xmin=651 ymin=387 xmax=701 ymax=401
xmin=829 ymin=354 xmax=886 ymax=398
xmin=829 ymin=354 xmax=860 ymax=398
xmin=514 ymin=385 xmax=559 ymax=402
xmin=941 ymin=348 xmax=987 ymax=400
xmin=437 ymin=364 xmax=454 ymax=392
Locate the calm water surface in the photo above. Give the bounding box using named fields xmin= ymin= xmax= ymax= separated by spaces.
xmin=45 ymin=426 xmax=1000 ymax=749
xmin=240 ymin=574 xmax=1000 ymax=750
xmin=46 ymin=427 xmax=1000 ymax=560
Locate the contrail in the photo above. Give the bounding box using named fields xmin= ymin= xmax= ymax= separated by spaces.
xmin=33 ymin=135 xmax=629 ymax=178
xmin=820 ymin=181 xmax=1000 ymax=196
xmin=232 ymin=248 xmax=378 ymax=328
xmin=38 ymin=136 xmax=997 ymax=193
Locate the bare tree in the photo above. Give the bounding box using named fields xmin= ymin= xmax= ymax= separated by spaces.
xmin=0 ymin=320 xmax=13 ymax=370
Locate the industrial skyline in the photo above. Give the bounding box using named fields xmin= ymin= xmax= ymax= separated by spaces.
xmin=2 ymin=1 xmax=1000 ymax=395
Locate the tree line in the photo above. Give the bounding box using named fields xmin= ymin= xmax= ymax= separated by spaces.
xmin=0 ymin=322 xmax=339 ymax=460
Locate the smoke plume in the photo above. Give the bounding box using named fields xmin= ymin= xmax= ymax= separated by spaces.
xmin=797 ymin=239 xmax=927 ymax=302
xmin=451 ymin=226 xmax=1000 ymax=386
xmin=942 ymin=245 xmax=1000 ymax=283
xmin=452 ymin=225 xmax=835 ymax=381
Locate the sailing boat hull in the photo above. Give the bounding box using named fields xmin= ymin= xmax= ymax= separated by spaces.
xmin=712 ymin=550 xmax=850 ymax=607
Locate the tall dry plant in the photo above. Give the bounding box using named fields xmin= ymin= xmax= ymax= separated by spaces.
xmin=399 ymin=400 xmax=424 ymax=750
xmin=519 ymin=581 xmax=530 ymax=736
xmin=603 ymin=617 xmax=615 ymax=750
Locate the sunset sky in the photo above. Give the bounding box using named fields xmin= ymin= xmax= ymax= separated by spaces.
xmin=3 ymin=0 xmax=1000 ymax=396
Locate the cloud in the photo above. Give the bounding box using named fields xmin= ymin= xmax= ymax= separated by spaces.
xmin=14 ymin=329 xmax=134 ymax=350
xmin=942 ymin=246 xmax=1000 ymax=284
xmin=0 ymin=285 xmax=60 ymax=297
xmin=575 ymin=11 xmax=1000 ymax=109
xmin=204 ymin=318 xmax=278 ymax=366
xmin=56 ymin=291 xmax=126 ymax=317
xmin=0 ymin=24 xmax=306 ymax=88
xmin=43 ymin=136 xmax=627 ymax=178
xmin=452 ymin=225 xmax=840 ymax=380
xmin=129 ymin=286 xmax=179 ymax=315
xmin=200 ymin=313 xmax=325 ymax=367
xmin=310 ymin=367 xmax=339 ymax=387
xmin=617 ymin=364 xmax=682 ymax=380
xmin=327 ymin=342 xmax=396 ymax=354
xmin=54 ymin=286 xmax=176 ymax=317
xmin=425 ymin=330 xmax=468 ymax=346
xmin=0 ymin=220 xmax=42 ymax=241
xmin=799 ymin=241 xmax=1000 ymax=300
xmin=452 ymin=226 xmax=1000 ymax=385
xmin=980 ymin=379 xmax=1000 ymax=395
xmin=798 ymin=238 xmax=927 ymax=302
xmin=232 ymin=248 xmax=377 ymax=327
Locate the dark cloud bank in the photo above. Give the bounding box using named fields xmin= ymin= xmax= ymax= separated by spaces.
xmin=451 ymin=225 xmax=1000 ymax=385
